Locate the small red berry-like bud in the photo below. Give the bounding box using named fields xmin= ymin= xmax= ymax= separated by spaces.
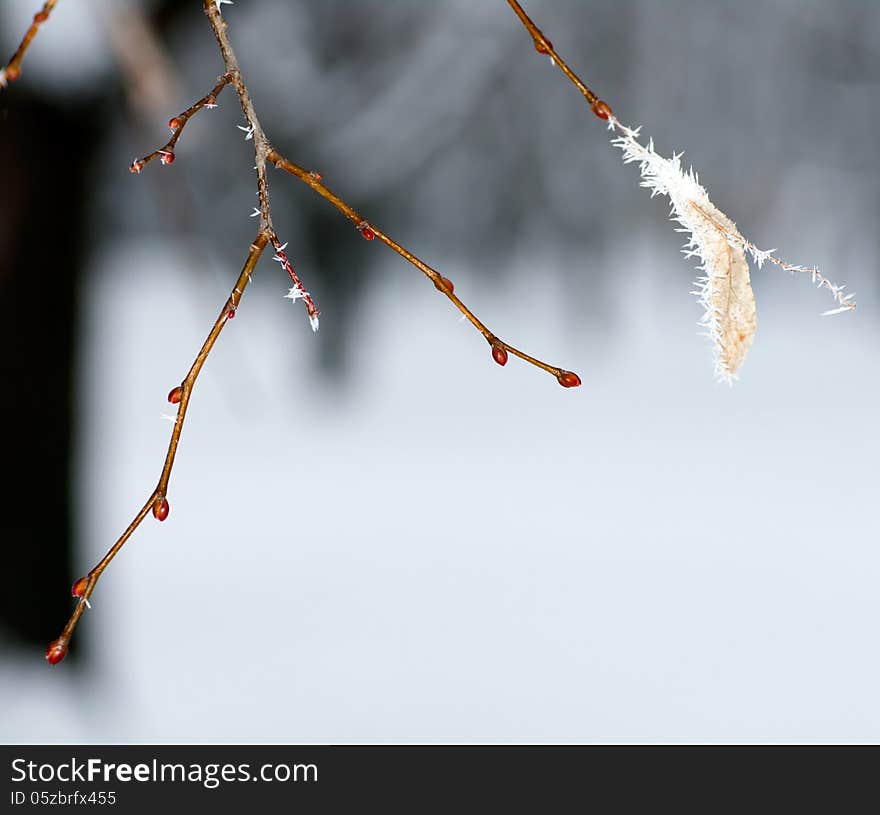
xmin=130 ymin=159 xmax=144 ymax=174
xmin=205 ymin=95 xmax=216 ymax=107
xmin=591 ymin=100 xmax=612 ymax=121
xmin=167 ymin=386 xmax=182 ymax=404
xmin=71 ymin=577 xmax=89 ymax=598
xmin=534 ymin=38 xmax=553 ymax=54
xmin=153 ymin=497 xmax=170 ymax=522
xmin=557 ymin=371 xmax=582 ymax=388
xmin=226 ymin=308 xmax=236 ymax=320
xmin=168 ymin=117 xmax=182 ymax=130
xmin=309 ymin=170 xmax=323 ymax=181
xmin=4 ymin=65 xmax=21 ymax=83
xmin=492 ymin=345 xmax=508 ymax=366
xmin=46 ymin=638 xmax=68 ymax=665
xmin=159 ymin=151 xmax=175 ymax=165
xmin=359 ymin=224 xmax=375 ymax=240
xmin=34 ymin=11 xmax=49 ymax=23
xmin=434 ymin=276 xmax=455 ymax=295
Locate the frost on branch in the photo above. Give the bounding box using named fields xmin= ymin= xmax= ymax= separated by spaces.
xmin=608 ymin=120 xmax=855 ymax=383
xmin=271 ymin=238 xmax=320 ymax=332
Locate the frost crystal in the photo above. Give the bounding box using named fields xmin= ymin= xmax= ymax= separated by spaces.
xmin=272 ymin=237 xmax=320 ymax=333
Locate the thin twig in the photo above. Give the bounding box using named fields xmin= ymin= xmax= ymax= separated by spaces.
xmin=505 ymin=0 xmax=612 ymax=120
xmin=130 ymin=73 xmax=233 ymax=173
xmin=202 ymin=0 xmax=274 ymax=233
xmin=49 ymin=234 xmax=269 ymax=663
xmin=0 ymin=0 xmax=58 ymax=88
xmin=268 ymin=151 xmax=579 ymax=382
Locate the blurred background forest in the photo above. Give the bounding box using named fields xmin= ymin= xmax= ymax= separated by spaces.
xmin=1 ymin=0 xmax=878 ymax=742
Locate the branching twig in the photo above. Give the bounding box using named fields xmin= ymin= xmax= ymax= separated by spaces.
xmin=50 ymin=1 xmax=285 ymax=664
xmin=42 ymin=0 xmax=582 ymax=664
xmin=0 ymin=0 xmax=57 ymax=88
xmin=129 ymin=73 xmax=232 ymax=173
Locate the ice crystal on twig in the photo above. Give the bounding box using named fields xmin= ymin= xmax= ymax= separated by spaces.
xmin=271 ymin=236 xmax=320 ymax=332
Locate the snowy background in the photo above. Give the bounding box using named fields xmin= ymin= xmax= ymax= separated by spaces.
xmin=1 ymin=0 xmax=878 ymax=743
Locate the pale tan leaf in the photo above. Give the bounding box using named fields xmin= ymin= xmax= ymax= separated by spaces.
xmin=688 ymin=201 xmax=757 ymax=380
xmin=610 ymin=119 xmax=854 ymax=382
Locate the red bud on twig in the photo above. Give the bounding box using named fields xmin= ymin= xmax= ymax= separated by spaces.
xmin=591 ymin=100 xmax=612 ymax=121
xmin=152 ymin=497 xmax=170 ymax=522
xmin=46 ymin=638 xmax=68 ymax=665
xmin=434 ymin=276 xmax=455 ymax=295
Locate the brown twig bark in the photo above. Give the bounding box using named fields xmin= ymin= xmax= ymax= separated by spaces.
xmin=49 ymin=234 xmax=268 ymax=664
xmin=505 ymin=0 xmax=614 ymax=123
xmin=0 ymin=0 xmax=58 ymax=88
xmin=268 ymin=151 xmax=578 ymax=381
xmin=129 ymin=73 xmax=233 ymax=173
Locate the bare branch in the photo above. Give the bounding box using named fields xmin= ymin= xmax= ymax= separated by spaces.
xmin=48 ymin=234 xmax=269 ymax=664
xmin=47 ymin=0 xmax=584 ymax=664
xmin=0 ymin=0 xmax=58 ymax=89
